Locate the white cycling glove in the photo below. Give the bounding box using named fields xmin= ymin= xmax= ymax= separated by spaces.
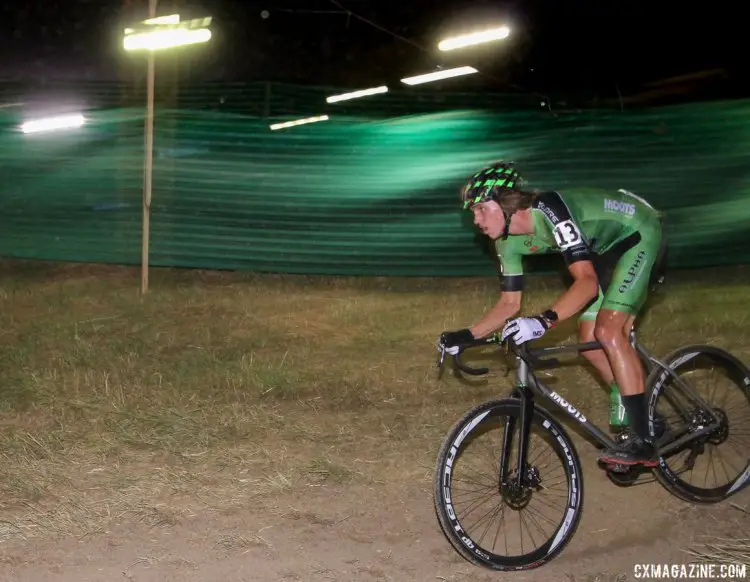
xmin=501 ymin=316 xmax=548 ymax=345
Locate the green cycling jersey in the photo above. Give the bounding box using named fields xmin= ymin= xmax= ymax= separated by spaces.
xmin=495 ymin=188 xmax=664 ymax=317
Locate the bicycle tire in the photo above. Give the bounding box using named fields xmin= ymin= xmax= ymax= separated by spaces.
xmin=647 ymin=344 xmax=750 ymax=504
xmin=433 ymin=398 xmax=584 ymax=571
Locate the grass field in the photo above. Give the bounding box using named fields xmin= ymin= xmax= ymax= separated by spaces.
xmin=0 ymin=259 xmax=748 ymax=571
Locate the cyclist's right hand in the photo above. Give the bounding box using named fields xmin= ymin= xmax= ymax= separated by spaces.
xmin=437 ymin=328 xmax=476 ymax=355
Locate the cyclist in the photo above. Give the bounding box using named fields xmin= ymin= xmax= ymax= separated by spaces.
xmin=438 ymin=160 xmax=665 ymax=468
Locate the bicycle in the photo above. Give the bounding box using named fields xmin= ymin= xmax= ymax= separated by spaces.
xmin=432 ymin=327 xmax=750 ymax=571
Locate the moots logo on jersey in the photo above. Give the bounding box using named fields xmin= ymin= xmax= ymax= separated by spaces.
xmin=619 ymin=250 xmax=647 ymax=293
xmin=604 ymin=199 xmax=636 ymax=216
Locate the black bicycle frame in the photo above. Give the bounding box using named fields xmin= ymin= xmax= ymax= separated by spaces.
xmin=500 ymin=333 xmax=723 ymax=488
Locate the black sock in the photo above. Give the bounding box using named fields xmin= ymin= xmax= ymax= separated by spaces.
xmin=622 ymin=393 xmax=649 ymax=440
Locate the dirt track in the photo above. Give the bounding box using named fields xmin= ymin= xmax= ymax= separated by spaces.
xmin=2 ymin=452 xmax=746 ymax=582
xmin=1 ymin=265 xmax=748 ymax=581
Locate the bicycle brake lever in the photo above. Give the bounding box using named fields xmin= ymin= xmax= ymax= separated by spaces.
xmin=437 ymin=344 xmax=447 ymax=369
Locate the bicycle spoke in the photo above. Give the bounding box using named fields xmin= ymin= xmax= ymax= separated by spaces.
xmin=434 ymin=401 xmax=583 ymax=569
xmin=649 ymin=346 xmax=750 ymax=502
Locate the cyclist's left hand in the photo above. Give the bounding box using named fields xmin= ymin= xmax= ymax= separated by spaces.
xmin=437 ymin=328 xmax=475 ymax=355
xmin=501 ymin=316 xmax=547 ymax=345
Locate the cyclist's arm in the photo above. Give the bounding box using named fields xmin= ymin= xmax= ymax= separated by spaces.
xmin=471 ymin=240 xmax=523 ymax=338
xmin=549 ymin=260 xmax=598 ymax=321
xmin=470 ymin=290 xmax=522 ymax=338
xmin=534 ymin=191 xmax=599 ymax=323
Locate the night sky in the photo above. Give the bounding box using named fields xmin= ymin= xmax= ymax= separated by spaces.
xmin=0 ymin=0 xmax=741 ymax=102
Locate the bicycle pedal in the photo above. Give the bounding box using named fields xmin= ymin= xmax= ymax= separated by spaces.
xmin=597 ymin=459 xmax=629 ymax=473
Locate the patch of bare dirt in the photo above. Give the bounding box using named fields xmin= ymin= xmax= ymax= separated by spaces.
xmin=2 ymin=453 xmax=746 ymax=582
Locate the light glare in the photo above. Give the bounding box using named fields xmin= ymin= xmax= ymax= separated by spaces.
xmin=400 ymin=66 xmax=478 ymax=86
xmin=270 ymin=115 xmax=330 ymax=131
xmin=438 ymin=26 xmax=511 ymax=51
xmin=143 ymin=14 xmax=181 ymax=26
xmin=326 ymin=86 xmax=388 ymax=103
xmin=21 ymin=114 xmax=85 ymax=134
xmin=123 ymin=28 xmax=212 ymax=51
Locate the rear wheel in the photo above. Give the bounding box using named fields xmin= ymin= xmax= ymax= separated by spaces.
xmin=647 ymin=345 xmax=750 ymax=503
xmin=433 ymin=399 xmax=584 ymax=570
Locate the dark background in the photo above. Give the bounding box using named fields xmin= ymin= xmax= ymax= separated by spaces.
xmin=0 ymin=0 xmax=742 ymax=106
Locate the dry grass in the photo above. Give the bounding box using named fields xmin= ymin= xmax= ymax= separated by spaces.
xmin=0 ymin=259 xmax=748 ymax=542
xmin=684 ymin=502 xmax=750 ymax=566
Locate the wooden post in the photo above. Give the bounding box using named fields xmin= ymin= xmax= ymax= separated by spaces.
xmin=141 ymin=0 xmax=158 ymax=295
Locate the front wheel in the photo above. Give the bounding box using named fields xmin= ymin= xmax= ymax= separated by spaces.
xmin=647 ymin=344 xmax=750 ymax=504
xmin=433 ymin=399 xmax=584 ymax=571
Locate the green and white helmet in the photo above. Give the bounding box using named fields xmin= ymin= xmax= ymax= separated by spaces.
xmin=460 ymin=161 xmax=524 ymax=210
xmin=460 ymin=161 xmax=527 ymax=240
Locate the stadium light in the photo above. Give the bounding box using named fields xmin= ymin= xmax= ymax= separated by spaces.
xmin=270 ymin=115 xmax=329 ymax=131
xmin=20 ymin=114 xmax=85 ymax=135
xmin=438 ymin=26 xmax=511 ymax=51
xmin=326 ymin=86 xmax=388 ymax=103
xmin=400 ymin=66 xmax=478 ymax=86
xmin=123 ymin=5 xmax=213 ymax=295
xmin=124 ymin=27 xmax=211 ymax=51
xmin=123 ymin=16 xmax=212 ymax=51
xmin=124 ymin=13 xmax=180 ymax=34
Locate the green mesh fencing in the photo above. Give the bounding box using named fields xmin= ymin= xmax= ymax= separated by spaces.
xmin=1 ymin=81 xmax=749 ymax=277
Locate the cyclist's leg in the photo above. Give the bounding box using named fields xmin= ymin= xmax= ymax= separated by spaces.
xmin=580 ymin=293 xmax=640 ymax=433
xmin=595 ymin=228 xmax=661 ymax=396
xmin=578 ymin=289 xmax=615 ymax=384
xmin=580 ymin=313 xmax=637 ymax=378
xmin=577 ymin=246 xmax=630 ymax=386
xmin=596 ymin=221 xmax=663 ymax=465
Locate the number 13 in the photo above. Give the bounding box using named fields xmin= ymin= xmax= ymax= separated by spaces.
xmin=553 ymin=220 xmax=582 ymax=249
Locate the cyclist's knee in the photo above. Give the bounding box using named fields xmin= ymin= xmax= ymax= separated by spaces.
xmin=578 ymin=321 xmax=599 ymax=362
xmin=593 ymin=313 xmax=630 ymax=349
xmin=577 ymin=318 xmax=596 ymax=342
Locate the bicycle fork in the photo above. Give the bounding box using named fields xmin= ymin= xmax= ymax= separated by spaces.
xmin=499 ymin=357 xmax=535 ymax=491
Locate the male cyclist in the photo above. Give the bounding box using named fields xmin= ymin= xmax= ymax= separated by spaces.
xmin=438 ymin=161 xmax=666 ymax=468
